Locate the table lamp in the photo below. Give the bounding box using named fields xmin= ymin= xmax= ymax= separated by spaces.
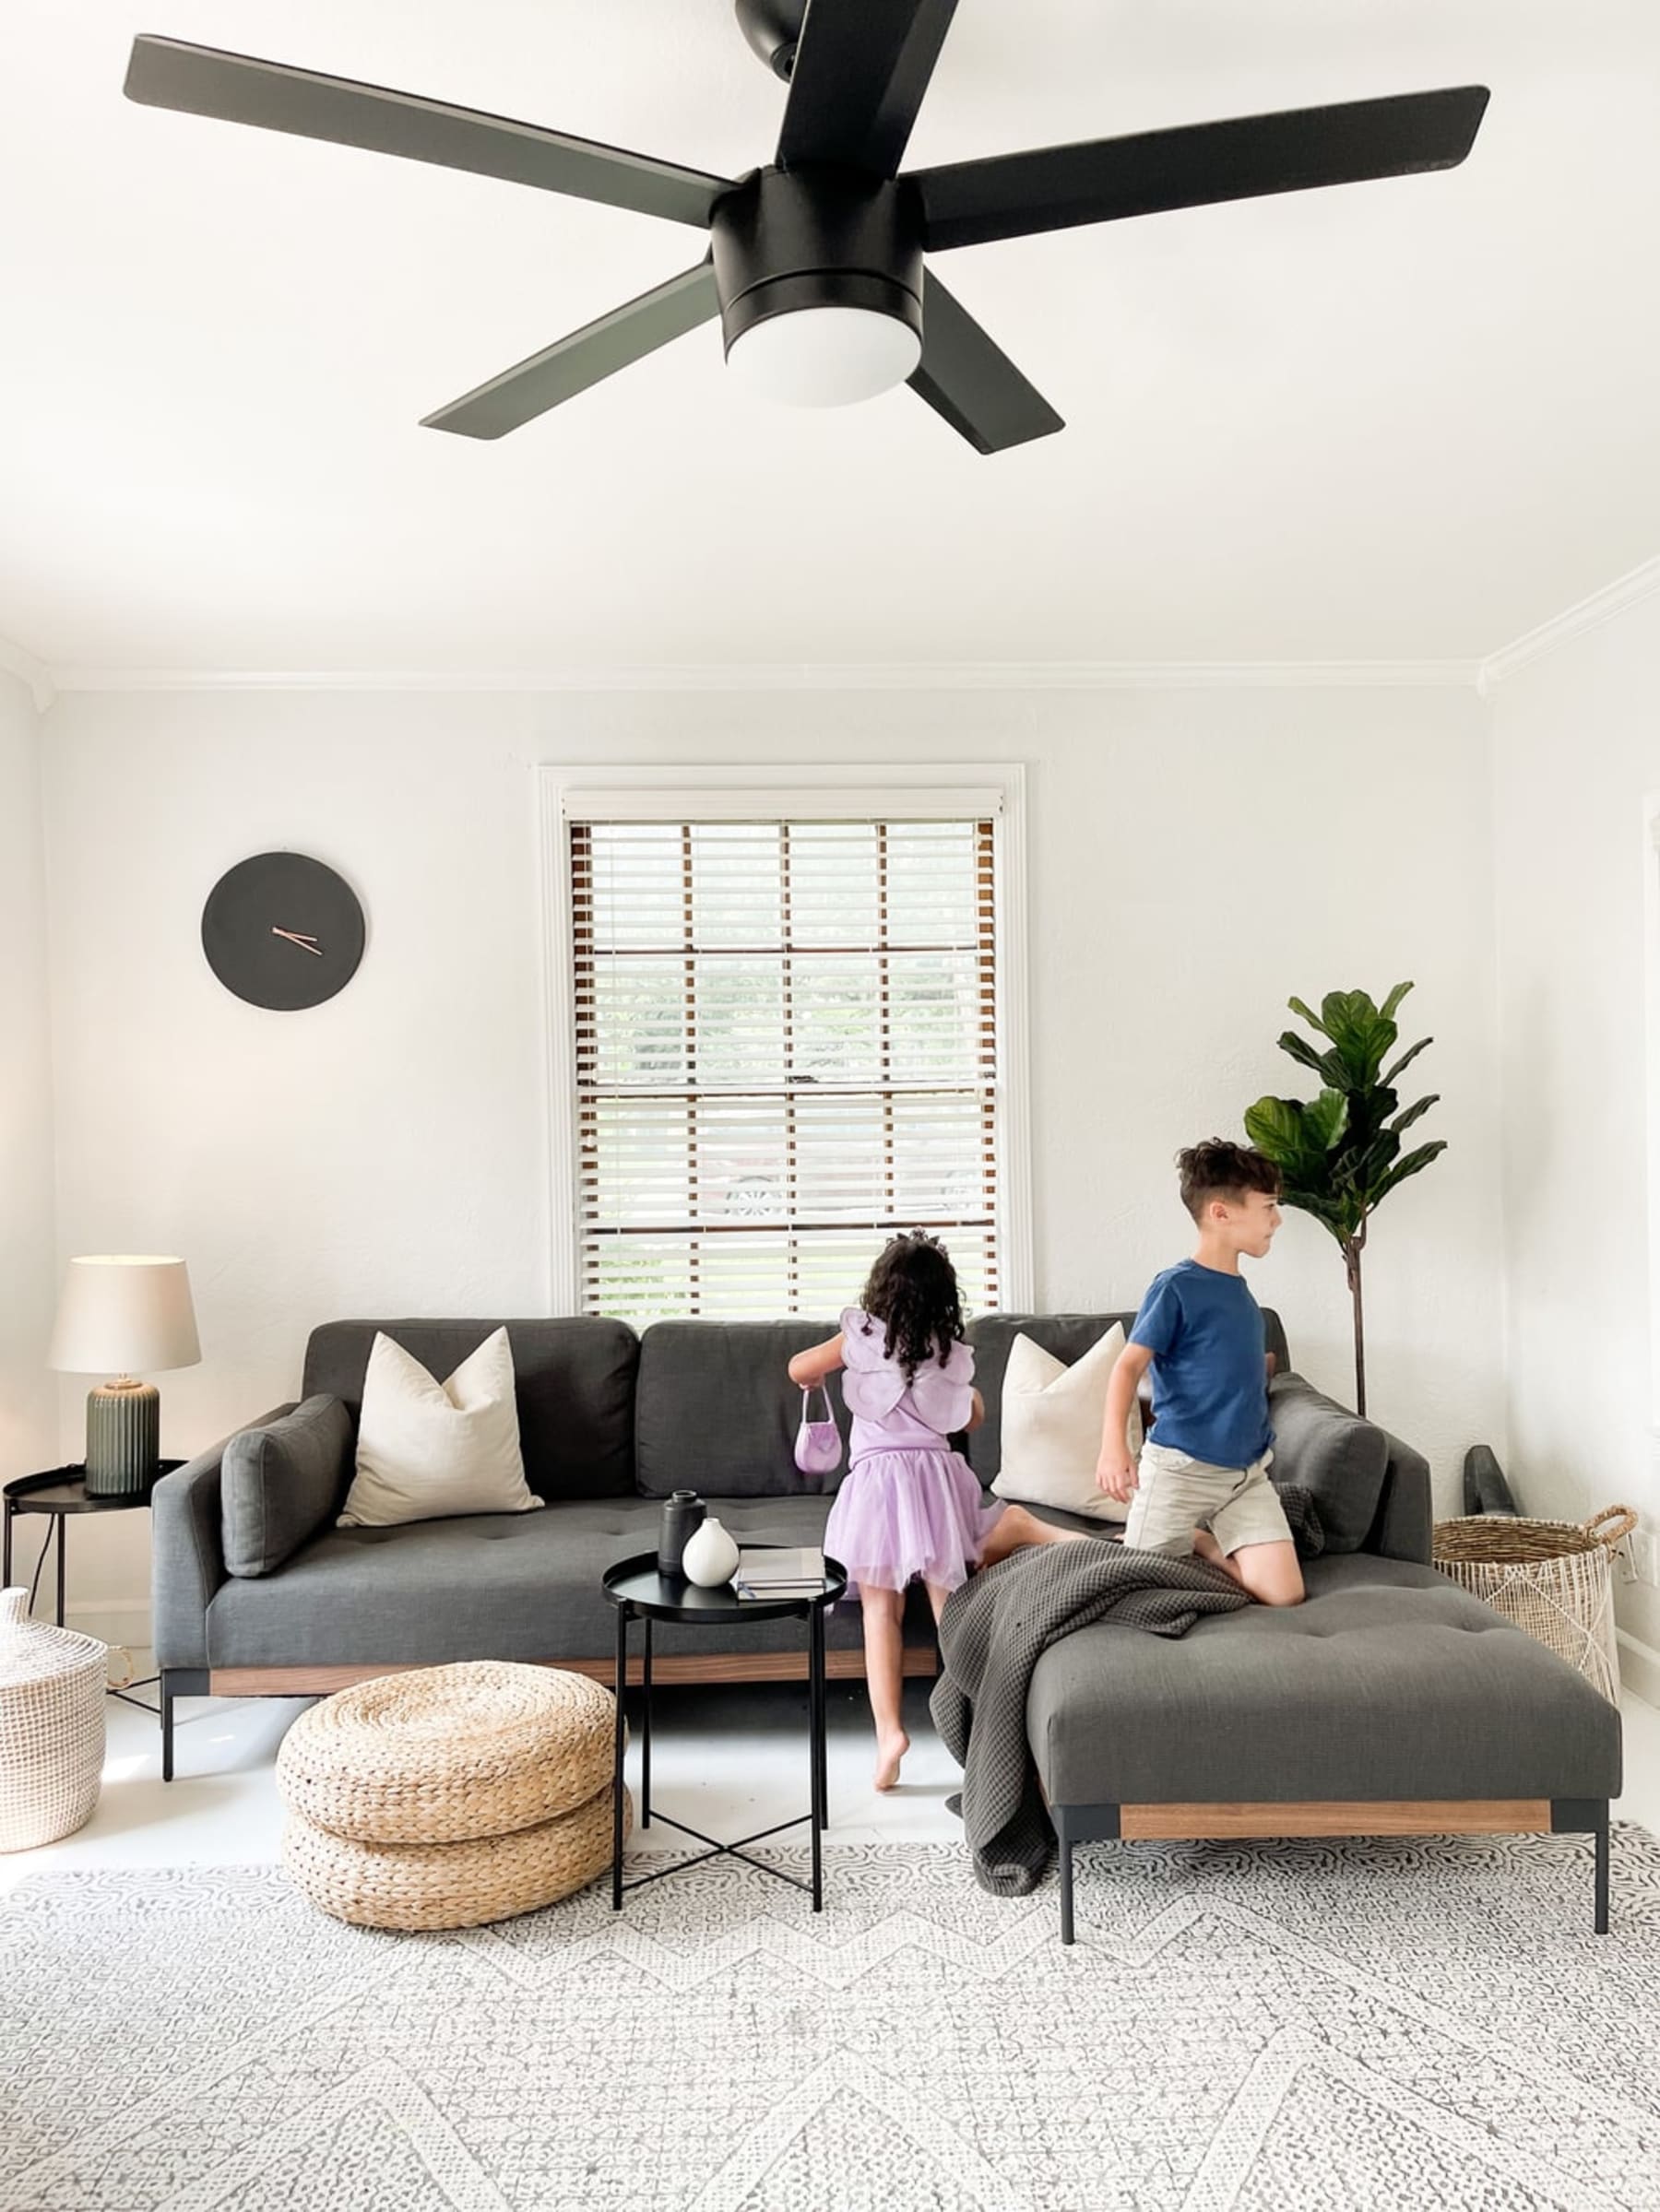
xmin=47 ymin=1257 xmax=202 ymax=1496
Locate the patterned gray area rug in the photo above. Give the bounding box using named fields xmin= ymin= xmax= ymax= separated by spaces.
xmin=4 ymin=1832 xmax=1660 ymax=2211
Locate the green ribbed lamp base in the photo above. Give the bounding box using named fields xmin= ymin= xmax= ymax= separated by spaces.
xmin=85 ymin=1381 xmax=160 ymax=1496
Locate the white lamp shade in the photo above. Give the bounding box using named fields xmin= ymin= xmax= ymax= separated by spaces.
xmin=725 ymin=304 xmax=922 ymax=408
xmin=48 ymin=1257 xmax=202 ymax=1376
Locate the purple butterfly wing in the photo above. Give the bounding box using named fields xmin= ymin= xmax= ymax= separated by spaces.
xmin=837 ymin=1307 xmax=907 ymax=1419
xmin=907 ymin=1338 xmax=977 ymax=1434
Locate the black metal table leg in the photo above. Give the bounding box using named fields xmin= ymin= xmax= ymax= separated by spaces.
xmin=611 ymin=1602 xmax=628 ymax=1910
xmin=3 ymin=1497 xmax=11 ymax=1586
xmin=808 ymin=1602 xmax=824 ymax=1910
xmin=641 ymin=1615 xmax=653 ymax=1829
xmin=813 ymin=1610 xmax=830 ymax=1833
xmin=54 ymin=1518 xmax=65 ymax=1627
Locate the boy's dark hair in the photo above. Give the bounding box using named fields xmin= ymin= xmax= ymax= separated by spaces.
xmin=858 ymin=1229 xmax=966 ymax=1379
xmin=1178 ymin=1140 xmax=1282 ymax=1224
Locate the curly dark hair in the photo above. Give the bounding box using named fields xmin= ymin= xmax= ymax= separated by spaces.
xmin=1177 ymin=1139 xmax=1282 ymax=1224
xmin=856 ymin=1229 xmax=966 ymax=1380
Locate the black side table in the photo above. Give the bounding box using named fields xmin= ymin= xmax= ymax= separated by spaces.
xmin=602 ymin=1546 xmax=848 ymax=1913
xmin=2 ymin=1465 xmax=183 ymax=1714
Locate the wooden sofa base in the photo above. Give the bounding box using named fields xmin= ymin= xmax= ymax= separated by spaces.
xmin=1052 ymin=1796 xmax=1611 ymax=1945
xmin=160 ymin=1649 xmax=939 ymax=1780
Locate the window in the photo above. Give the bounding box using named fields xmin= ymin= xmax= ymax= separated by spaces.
xmin=545 ymin=773 xmax=1028 ymax=1323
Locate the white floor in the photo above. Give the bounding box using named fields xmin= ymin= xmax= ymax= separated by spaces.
xmin=6 ymin=1662 xmax=1660 ymax=1894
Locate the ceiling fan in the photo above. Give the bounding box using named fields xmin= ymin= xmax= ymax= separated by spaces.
xmin=123 ymin=2 xmax=1488 ymax=455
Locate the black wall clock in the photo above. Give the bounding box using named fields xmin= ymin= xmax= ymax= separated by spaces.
xmin=202 ymin=852 xmax=366 ymax=1010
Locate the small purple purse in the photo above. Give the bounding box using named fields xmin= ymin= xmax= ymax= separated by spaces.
xmin=794 ymin=1384 xmax=843 ymax=1479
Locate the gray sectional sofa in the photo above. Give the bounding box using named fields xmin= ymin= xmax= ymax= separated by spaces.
xmin=152 ymin=1309 xmax=1621 ymax=1933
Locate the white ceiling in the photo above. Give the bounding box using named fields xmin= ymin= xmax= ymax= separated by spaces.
xmin=3 ymin=0 xmax=1657 ymax=675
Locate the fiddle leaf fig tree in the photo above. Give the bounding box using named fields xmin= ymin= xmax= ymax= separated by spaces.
xmin=1243 ymin=982 xmax=1446 ymax=1415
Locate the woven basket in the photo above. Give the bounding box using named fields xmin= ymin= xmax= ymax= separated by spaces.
xmin=0 ymin=1586 xmax=106 ymax=1852
xmin=1432 ymin=1506 xmax=1636 ymax=1704
xmin=281 ymin=1781 xmax=628 ymax=1930
xmin=275 ymin=1661 xmax=615 ymax=1844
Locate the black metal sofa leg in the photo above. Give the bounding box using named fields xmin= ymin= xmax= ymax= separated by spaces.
xmin=160 ymin=1669 xmax=208 ymax=1781
xmin=1552 ymin=1797 xmax=1611 ymax=1934
xmin=1060 ymin=1831 xmax=1074 ymax=1946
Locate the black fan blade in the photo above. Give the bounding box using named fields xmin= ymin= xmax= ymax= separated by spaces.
xmin=909 ymin=86 xmax=1490 ymax=252
xmin=125 ymin=36 xmax=734 ymax=229
xmin=777 ymin=0 xmax=958 ymax=177
xmin=421 ymin=262 xmax=719 ymax=439
xmin=907 ymin=272 xmax=1062 ymax=455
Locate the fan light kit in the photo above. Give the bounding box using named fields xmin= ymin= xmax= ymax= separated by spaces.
xmin=124 ymin=0 xmax=1488 ymax=454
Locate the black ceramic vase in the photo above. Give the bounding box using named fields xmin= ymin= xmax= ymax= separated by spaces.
xmin=657 ymin=1489 xmax=706 ymax=1579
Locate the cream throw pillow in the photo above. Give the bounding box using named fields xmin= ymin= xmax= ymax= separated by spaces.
xmin=990 ymin=1324 xmax=1143 ymax=1525
xmin=338 ymin=1328 xmax=542 ymax=1528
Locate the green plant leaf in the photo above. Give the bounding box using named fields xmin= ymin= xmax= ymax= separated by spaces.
xmin=1380 ymin=980 xmax=1415 ymax=1022
xmin=1374 ymin=1140 xmax=1448 ymax=1201
xmin=1287 ymin=996 xmax=1327 ymax=1036
xmin=1390 ymin=1093 xmax=1441 ymax=1136
xmin=1305 ymin=1087 xmax=1349 ymax=1151
xmin=1381 ymin=1035 xmax=1433 ymax=1086
xmin=1276 ymin=1030 xmax=1344 ymax=1084
xmin=1318 ymin=990 xmax=1398 ymax=1087
xmin=1244 ymin=1093 xmax=1346 ymax=1185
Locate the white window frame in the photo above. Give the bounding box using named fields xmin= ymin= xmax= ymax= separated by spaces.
xmin=537 ymin=761 xmax=1032 ymax=1318
xmin=1644 ymin=795 xmax=1660 ymax=1432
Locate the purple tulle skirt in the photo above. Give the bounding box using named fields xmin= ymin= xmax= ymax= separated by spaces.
xmin=824 ymin=1449 xmax=1004 ymax=1599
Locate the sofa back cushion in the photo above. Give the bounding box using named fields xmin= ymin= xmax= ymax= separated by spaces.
xmin=302 ymin=1319 xmax=638 ymax=1500
xmin=1266 ymin=1371 xmax=1390 ymax=1553
xmin=634 ymin=1320 xmax=847 ymax=1497
xmin=966 ymin=1307 xmax=1291 ymax=1480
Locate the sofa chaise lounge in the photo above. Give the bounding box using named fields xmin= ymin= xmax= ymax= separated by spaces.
xmin=151 ymin=1311 xmax=1621 ymax=1932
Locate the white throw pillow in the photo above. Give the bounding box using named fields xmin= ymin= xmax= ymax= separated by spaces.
xmin=990 ymin=1324 xmax=1143 ymax=1524
xmin=338 ymin=1328 xmax=542 ymax=1528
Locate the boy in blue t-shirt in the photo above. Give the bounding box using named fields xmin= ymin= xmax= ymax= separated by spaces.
xmin=1097 ymin=1139 xmax=1304 ymax=1608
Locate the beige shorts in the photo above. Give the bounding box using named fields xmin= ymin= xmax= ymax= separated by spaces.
xmin=1121 ymin=1439 xmax=1292 ymax=1559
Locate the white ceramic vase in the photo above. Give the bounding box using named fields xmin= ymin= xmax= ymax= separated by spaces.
xmin=682 ymin=1517 xmax=740 ymax=1589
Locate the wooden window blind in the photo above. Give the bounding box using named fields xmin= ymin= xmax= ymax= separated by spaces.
xmin=569 ymin=815 xmax=1000 ymax=1322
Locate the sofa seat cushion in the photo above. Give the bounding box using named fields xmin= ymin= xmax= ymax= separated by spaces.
xmin=205 ymin=1496 xmax=932 ymax=1667
xmin=1027 ymin=1553 xmax=1622 ymax=1809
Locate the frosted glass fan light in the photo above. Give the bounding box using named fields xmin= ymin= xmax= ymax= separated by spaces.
xmin=725 ymin=303 xmax=922 ymax=408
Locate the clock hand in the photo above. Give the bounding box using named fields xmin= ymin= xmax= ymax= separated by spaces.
xmin=271 ymin=928 xmax=324 ymax=956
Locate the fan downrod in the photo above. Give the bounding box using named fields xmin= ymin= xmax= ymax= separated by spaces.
xmin=734 ymin=0 xmax=807 ymax=82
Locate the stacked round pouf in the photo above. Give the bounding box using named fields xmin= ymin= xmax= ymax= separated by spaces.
xmin=277 ymin=1661 xmax=628 ymax=1930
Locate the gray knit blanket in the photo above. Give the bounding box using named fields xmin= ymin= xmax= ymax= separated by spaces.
xmin=931 ymin=1488 xmax=1326 ymax=1895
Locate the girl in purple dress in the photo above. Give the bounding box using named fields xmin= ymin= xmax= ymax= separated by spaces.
xmin=788 ymin=1231 xmax=1079 ymax=1791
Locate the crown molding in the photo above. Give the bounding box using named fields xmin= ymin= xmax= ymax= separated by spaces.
xmin=1479 ymin=555 xmax=1660 ymax=693
xmin=48 ymin=657 xmax=1481 ymax=695
xmin=0 ymin=637 xmax=55 ymax=713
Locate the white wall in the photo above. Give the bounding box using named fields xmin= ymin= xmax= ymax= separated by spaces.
xmin=0 ymin=667 xmax=57 ymax=1498
xmin=1491 ymin=590 xmax=1660 ymax=1681
xmin=40 ymin=681 xmax=1506 ymax=1626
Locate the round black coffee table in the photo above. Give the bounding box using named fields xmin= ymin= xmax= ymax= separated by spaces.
xmin=602 ymin=1545 xmax=848 ymax=1913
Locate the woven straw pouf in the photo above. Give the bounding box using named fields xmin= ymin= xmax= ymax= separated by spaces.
xmin=276 ymin=1661 xmax=626 ymax=1930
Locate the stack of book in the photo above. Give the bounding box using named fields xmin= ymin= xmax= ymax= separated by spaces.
xmin=736 ymin=1547 xmax=828 ymax=1601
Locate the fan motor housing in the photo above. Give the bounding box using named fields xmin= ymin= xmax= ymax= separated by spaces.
xmin=709 ymin=168 xmax=924 ymax=356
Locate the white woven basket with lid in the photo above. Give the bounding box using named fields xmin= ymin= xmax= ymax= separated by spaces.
xmin=0 ymin=1586 xmax=106 ymax=1851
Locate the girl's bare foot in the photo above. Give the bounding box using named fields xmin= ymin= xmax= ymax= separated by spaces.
xmin=979 ymin=1503 xmax=1084 ymax=1568
xmin=874 ymin=1729 xmax=910 ymax=1791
